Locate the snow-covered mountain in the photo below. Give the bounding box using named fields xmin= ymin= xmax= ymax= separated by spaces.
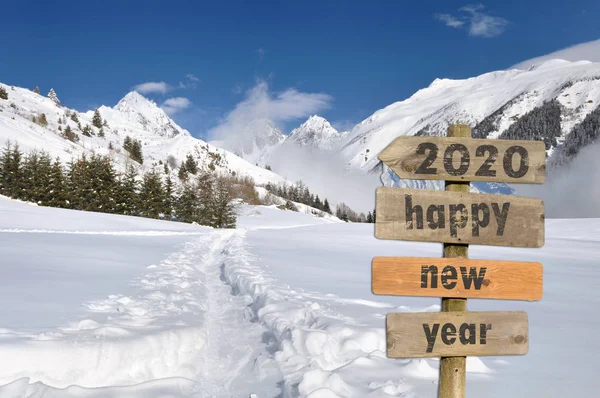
xmin=214 ymin=115 xmax=343 ymax=166
xmin=0 ymin=84 xmax=284 ymax=186
xmin=340 ymin=59 xmax=600 ymax=175
xmin=211 ymin=118 xmax=285 ymax=165
xmin=287 ymin=115 xmax=344 ymax=150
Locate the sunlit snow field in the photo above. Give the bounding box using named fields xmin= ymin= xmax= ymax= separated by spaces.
xmin=0 ymin=195 xmax=598 ymax=397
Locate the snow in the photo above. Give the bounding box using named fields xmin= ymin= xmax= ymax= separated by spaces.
xmin=0 ymin=84 xmax=286 ymax=187
xmin=287 ymin=115 xmax=344 ymax=151
xmin=340 ymin=59 xmax=600 ymax=172
xmin=510 ymin=39 xmax=600 ymax=70
xmin=0 ymin=194 xmax=598 ymax=397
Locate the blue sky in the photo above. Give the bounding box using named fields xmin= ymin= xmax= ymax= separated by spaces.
xmin=1 ymin=0 xmax=599 ymax=139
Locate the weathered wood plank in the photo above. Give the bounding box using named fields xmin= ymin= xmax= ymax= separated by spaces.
xmin=378 ymin=136 xmax=546 ymax=184
xmin=372 ymin=257 xmax=543 ymax=301
xmin=375 ymin=187 xmax=545 ymax=248
xmin=439 ymin=123 xmax=470 ymax=398
xmin=386 ymin=311 xmax=529 ymax=358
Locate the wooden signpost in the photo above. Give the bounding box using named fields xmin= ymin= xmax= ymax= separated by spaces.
xmin=386 ymin=311 xmax=529 ymax=358
xmin=378 ymin=135 xmax=546 ymax=184
xmin=375 ymin=188 xmax=545 ymax=248
xmin=372 ymin=124 xmax=546 ymax=398
xmin=372 ymin=257 xmax=543 ymax=301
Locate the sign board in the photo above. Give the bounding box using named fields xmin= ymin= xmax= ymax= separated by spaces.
xmin=372 ymin=257 xmax=543 ymax=301
xmin=378 ymin=136 xmax=546 ymax=184
xmin=375 ymin=187 xmax=545 ymax=248
xmin=386 ymin=311 xmax=528 ymax=358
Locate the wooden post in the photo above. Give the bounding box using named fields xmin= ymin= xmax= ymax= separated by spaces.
xmin=438 ymin=124 xmax=471 ymax=398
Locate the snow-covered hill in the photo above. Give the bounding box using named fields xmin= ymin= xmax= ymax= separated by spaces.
xmin=0 ymin=84 xmax=284 ymax=186
xmin=341 ymin=59 xmax=600 ymax=174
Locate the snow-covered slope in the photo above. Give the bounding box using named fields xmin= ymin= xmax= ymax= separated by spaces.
xmin=287 ymin=115 xmax=344 ymax=150
xmin=0 ymin=196 xmax=598 ymax=397
xmin=341 ymin=59 xmax=600 ymax=173
xmin=0 ymin=84 xmax=285 ymax=186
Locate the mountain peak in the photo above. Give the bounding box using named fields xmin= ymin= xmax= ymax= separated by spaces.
xmin=288 ymin=115 xmax=342 ymax=150
xmin=113 ymin=91 xmax=188 ymax=138
xmin=115 ymin=91 xmax=158 ymax=111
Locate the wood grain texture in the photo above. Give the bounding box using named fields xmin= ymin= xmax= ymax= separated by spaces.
xmin=386 ymin=311 xmax=529 ymax=358
xmin=439 ymin=124 xmax=470 ymax=398
xmin=375 ymin=187 xmax=545 ymax=248
xmin=378 ymin=136 xmax=546 ymax=184
xmin=372 ymin=257 xmax=543 ymax=300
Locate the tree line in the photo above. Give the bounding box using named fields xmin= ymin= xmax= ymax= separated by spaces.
xmin=264 ymin=181 xmax=332 ymax=214
xmin=264 ymin=180 xmax=375 ymax=223
xmin=0 ymin=142 xmax=237 ymax=228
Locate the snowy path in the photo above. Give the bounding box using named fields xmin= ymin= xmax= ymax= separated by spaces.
xmin=0 ymin=229 xmax=282 ymax=397
xmin=2 ymin=200 xmax=600 ymax=397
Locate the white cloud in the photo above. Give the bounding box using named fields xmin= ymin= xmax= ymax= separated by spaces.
xmin=161 ymin=97 xmax=191 ymax=115
xmin=510 ymin=39 xmax=600 ymax=70
xmin=209 ymin=80 xmax=332 ymax=142
xmin=133 ymin=81 xmax=170 ymax=95
xmin=517 ymin=139 xmax=600 ymax=218
xmin=461 ymin=4 xmax=509 ymax=37
xmin=434 ymin=4 xmax=509 ymax=38
xmin=178 ymin=74 xmax=200 ymax=89
xmin=331 ymin=119 xmax=356 ymax=132
xmin=434 ymin=13 xmax=465 ymax=28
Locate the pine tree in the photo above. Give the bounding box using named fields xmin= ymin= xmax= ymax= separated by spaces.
xmin=21 ymin=151 xmax=40 ymax=202
xmin=184 ymin=154 xmax=198 ymax=175
xmin=178 ymin=164 xmax=188 ymax=181
xmin=138 ymin=171 xmax=166 ymax=219
xmin=33 ymin=86 xmax=40 ymax=94
xmin=367 ymin=211 xmax=373 ymax=223
xmin=373 ymin=209 xmax=376 ymax=223
xmin=131 ymin=140 xmax=143 ymax=164
xmin=0 ymin=141 xmax=11 ymax=195
xmin=115 ymin=165 xmax=139 ymax=215
xmin=39 ymin=113 xmax=48 ymax=127
xmin=70 ymin=112 xmax=79 ymax=123
xmin=0 ymin=86 xmax=7 ymax=100
xmin=196 ymin=172 xmax=214 ymax=225
xmin=94 ymin=156 xmax=118 ymax=213
xmin=175 ymin=180 xmax=199 ymax=222
xmin=0 ymin=143 xmax=23 ymax=198
xmin=313 ymin=195 xmax=322 ymax=210
xmin=164 ymin=176 xmax=174 ymax=220
xmin=68 ymin=155 xmax=96 ymax=211
xmin=62 ymin=125 xmax=79 ymax=142
xmin=98 ymin=127 xmax=105 ymax=138
xmin=92 ymin=109 xmax=103 ymax=128
xmin=82 ymin=125 xmax=93 ymax=137
xmin=123 ymin=136 xmax=132 ymax=151
xmin=48 ymin=158 xmax=68 ymax=208
xmin=323 ymin=199 xmax=331 ymax=214
xmin=212 ymin=177 xmax=236 ymax=228
xmin=47 ymin=88 xmax=60 ymax=105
